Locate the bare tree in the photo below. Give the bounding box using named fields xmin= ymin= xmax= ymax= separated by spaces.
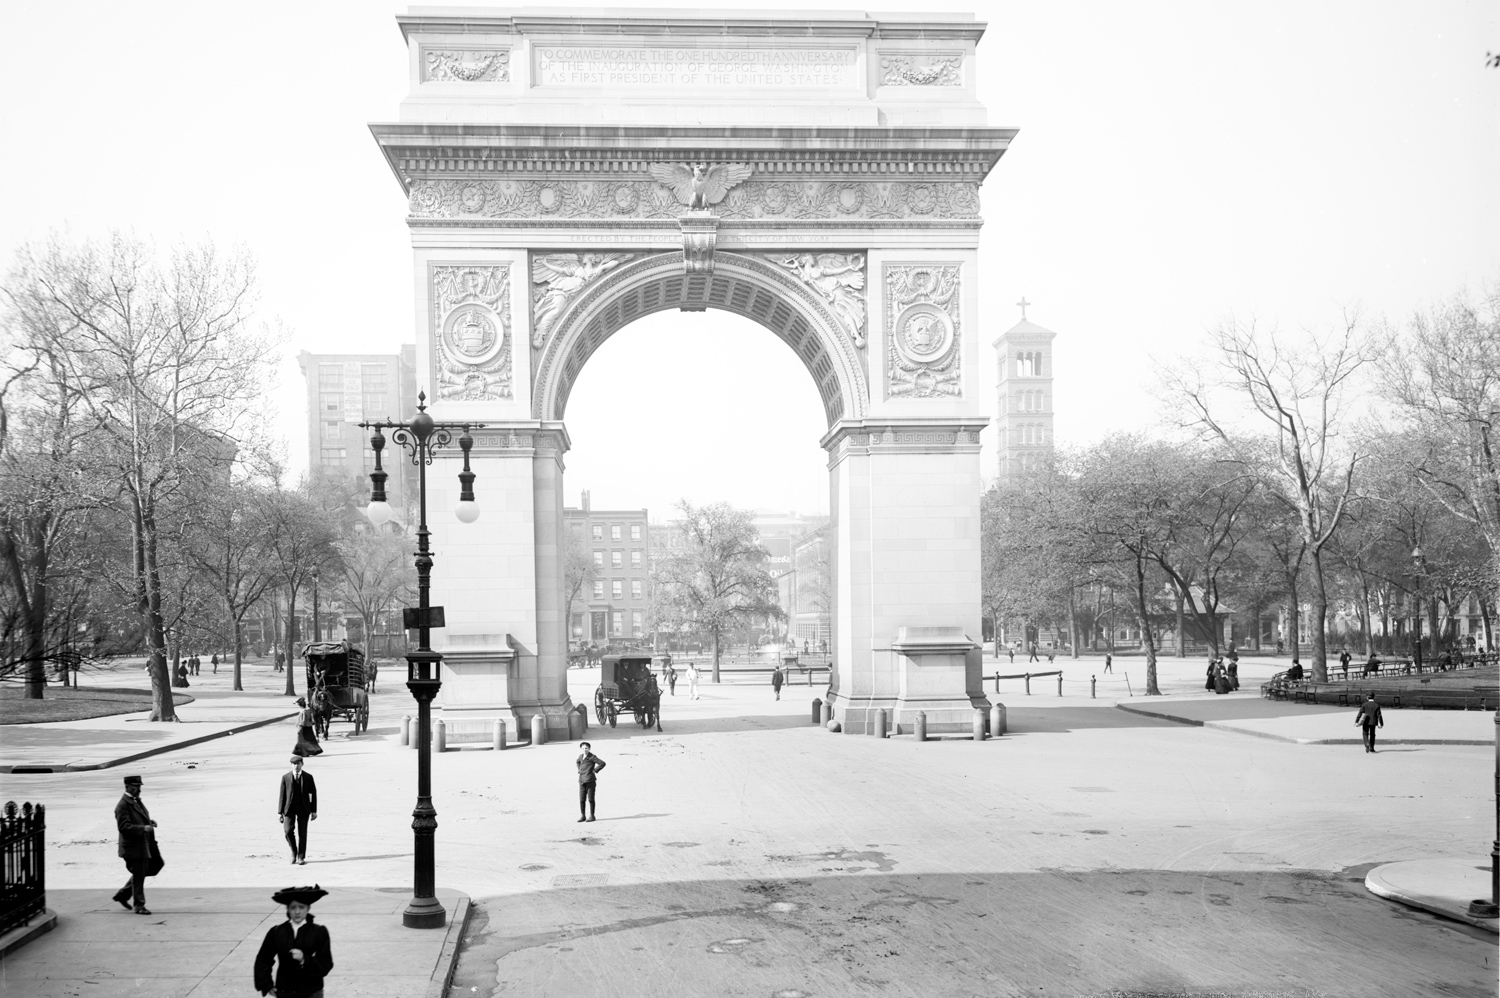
xmin=262 ymin=486 xmax=339 ymax=697
xmin=1170 ymin=314 xmax=1369 ymax=681
xmin=4 ymin=232 xmax=278 ymax=718
xmin=335 ymin=528 xmax=415 ymax=673
xmin=653 ymin=500 xmax=781 ymax=681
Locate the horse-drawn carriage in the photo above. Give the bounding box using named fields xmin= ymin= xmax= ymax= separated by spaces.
xmin=594 ymin=654 xmax=662 ymax=731
xmin=303 ymin=640 xmax=370 ymax=736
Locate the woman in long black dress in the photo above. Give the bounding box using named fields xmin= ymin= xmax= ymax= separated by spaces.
xmin=293 ymin=697 xmax=323 ymax=757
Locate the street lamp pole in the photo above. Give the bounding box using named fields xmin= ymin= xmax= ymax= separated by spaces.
xmin=360 ymin=392 xmax=483 ymax=930
xmin=1410 ymin=546 xmax=1424 ymax=673
xmin=311 ymin=567 xmax=321 ymax=644
xmin=1471 ymin=709 xmax=1500 ymax=918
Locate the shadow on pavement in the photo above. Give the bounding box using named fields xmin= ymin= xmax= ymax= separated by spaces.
xmin=1003 ymin=706 xmax=1188 ymax=734
xmin=450 ymin=867 xmax=1491 ymax=997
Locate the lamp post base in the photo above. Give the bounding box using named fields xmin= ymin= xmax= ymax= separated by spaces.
xmin=403 ymin=896 xmax=447 ymax=928
xmin=1466 ymin=899 xmax=1499 ymax=919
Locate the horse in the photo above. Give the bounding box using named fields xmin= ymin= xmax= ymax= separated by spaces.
xmin=310 ymin=686 xmax=334 ymax=740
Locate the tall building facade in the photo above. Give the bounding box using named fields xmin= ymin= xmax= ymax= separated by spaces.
xmin=564 ymin=492 xmax=651 ymax=647
xmin=992 ymin=306 xmax=1057 ymax=477
xmin=297 ymin=346 xmax=418 ymax=506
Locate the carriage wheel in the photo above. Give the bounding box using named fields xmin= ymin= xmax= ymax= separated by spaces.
xmin=357 ymin=706 xmax=369 ymax=734
xmin=607 ymin=703 xmax=617 ymax=728
xmin=594 ymin=690 xmax=607 ymax=726
xmin=653 ymin=699 xmax=662 ymax=732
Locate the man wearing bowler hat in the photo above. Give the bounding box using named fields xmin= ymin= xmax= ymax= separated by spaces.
xmin=111 ymin=775 xmax=160 ymax=914
xmin=278 ymin=756 xmax=318 ymax=865
xmin=255 ymin=884 xmax=334 ymax=997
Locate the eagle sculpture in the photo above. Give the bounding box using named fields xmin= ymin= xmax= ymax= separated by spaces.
xmin=648 ymin=162 xmax=754 ymax=209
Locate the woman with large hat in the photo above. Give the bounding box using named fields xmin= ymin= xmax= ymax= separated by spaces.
xmin=254 ymin=885 xmax=333 ymax=997
xmin=292 ymin=697 xmax=323 ymax=757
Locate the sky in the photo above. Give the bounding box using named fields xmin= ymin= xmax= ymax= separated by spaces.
xmin=1 ymin=1 xmax=1494 ymax=522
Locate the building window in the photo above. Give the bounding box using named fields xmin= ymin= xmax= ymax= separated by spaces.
xmin=318 ymin=364 xmax=343 ymax=390
xmin=630 ymin=524 xmax=642 ymax=541
xmin=592 ymin=524 xmax=603 ymax=541
xmin=324 ymin=394 xmax=342 ymax=412
xmin=362 ymin=393 xmax=387 ymax=418
xmin=611 ymin=551 xmax=623 ymax=569
xmin=320 ymin=448 xmax=347 ymax=464
xmin=592 ymin=551 xmax=604 ymax=568
xmin=612 ymin=580 xmax=623 ymax=600
xmin=611 ymin=612 xmax=624 ymax=636
xmin=630 ymin=550 xmax=642 ymax=568
xmin=322 ymin=420 xmax=341 ymax=442
xmin=610 ymin=524 xmax=622 ymax=541
xmin=631 ymin=611 xmax=644 ymax=636
xmin=361 ymin=363 xmax=388 ymax=390
xmin=631 ymin=580 xmax=643 ymax=599
xmin=592 ymin=580 xmax=604 ymax=599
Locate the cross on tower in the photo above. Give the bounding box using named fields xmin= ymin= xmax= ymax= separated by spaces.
xmin=1016 ymin=297 xmax=1030 ymax=320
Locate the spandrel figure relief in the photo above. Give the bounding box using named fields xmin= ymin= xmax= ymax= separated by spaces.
xmin=768 ymin=253 xmax=867 ymax=348
xmin=530 ymin=254 xmax=636 ymax=349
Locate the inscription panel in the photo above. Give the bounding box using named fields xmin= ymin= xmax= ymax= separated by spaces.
xmin=533 ymin=46 xmax=858 ymax=88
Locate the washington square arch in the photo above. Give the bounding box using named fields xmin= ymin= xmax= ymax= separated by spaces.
xmin=369 ymin=8 xmax=1016 ymax=737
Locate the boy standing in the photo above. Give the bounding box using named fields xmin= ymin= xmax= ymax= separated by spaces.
xmin=576 ymin=742 xmax=606 ymax=822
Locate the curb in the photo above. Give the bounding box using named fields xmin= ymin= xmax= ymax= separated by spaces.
xmin=1365 ymin=864 xmax=1499 ymax=934
xmin=425 ymin=893 xmax=472 ymax=998
xmin=0 ymin=908 xmax=56 ymax=959
xmin=1113 ymin=704 xmax=1492 ymax=745
xmin=0 ymin=711 xmax=299 ymax=773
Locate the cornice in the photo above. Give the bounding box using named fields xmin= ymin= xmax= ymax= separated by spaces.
xmin=396 ymin=11 xmax=985 ymax=44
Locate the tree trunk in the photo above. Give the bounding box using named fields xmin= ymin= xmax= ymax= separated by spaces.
xmin=1133 ymin=551 xmax=1161 ymax=695
xmin=1359 ymin=578 xmax=1374 ymax=656
xmin=1174 ymin=590 xmax=1186 ymax=658
xmin=233 ymin=618 xmax=244 ymax=691
xmin=1427 ymin=596 xmax=1440 ymax=657
xmin=139 ymin=506 xmax=176 ymax=722
xmin=711 ymin=627 xmax=721 ymax=684
xmin=284 ymin=588 xmax=299 ymax=696
xmin=1306 ymin=548 xmax=1329 ymax=683
xmin=1068 ymin=587 xmax=1080 ymax=659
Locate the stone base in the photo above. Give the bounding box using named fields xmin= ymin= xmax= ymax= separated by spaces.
xmin=828 ymin=693 xmax=990 ymax=734
xmin=510 ymin=699 xmax=580 ymax=741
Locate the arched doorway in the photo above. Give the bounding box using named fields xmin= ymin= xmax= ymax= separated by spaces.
xmin=371 ymin=8 xmax=1016 ymax=734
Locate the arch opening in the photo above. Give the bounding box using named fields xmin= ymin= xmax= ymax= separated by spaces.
xmin=533 ymin=253 xmax=868 ymax=428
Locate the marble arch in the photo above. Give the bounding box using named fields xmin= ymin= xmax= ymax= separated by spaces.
xmin=371 ymin=8 xmax=1016 ymax=735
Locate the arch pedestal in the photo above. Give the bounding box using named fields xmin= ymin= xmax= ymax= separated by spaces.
xmin=371 ymin=9 xmax=1015 ymax=738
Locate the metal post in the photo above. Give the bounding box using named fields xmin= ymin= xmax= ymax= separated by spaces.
xmin=1057 ymin=673 xmax=1063 ymax=696
xmin=1091 ymin=675 xmax=1096 ymax=698
xmin=1469 ymin=708 xmax=1500 ymax=917
xmin=1024 ymin=672 xmax=1031 ymax=695
xmin=312 ymin=568 xmax=320 ymax=644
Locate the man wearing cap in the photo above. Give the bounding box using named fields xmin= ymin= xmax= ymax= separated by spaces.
xmin=255 ymin=885 xmax=333 ymax=998
xmin=278 ymin=757 xmax=318 ymax=865
xmin=576 ymin=742 xmax=606 ymax=822
xmin=111 ymin=775 xmax=159 ymax=915
xmin=1355 ymin=693 xmax=1385 ymax=753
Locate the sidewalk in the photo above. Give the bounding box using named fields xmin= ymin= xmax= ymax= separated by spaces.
xmin=1115 ymin=693 xmax=1496 ymax=745
xmin=1366 ymin=860 xmax=1499 ymax=934
xmin=0 ymin=887 xmax=469 ymax=997
xmin=1 ymin=660 xmax=300 ymax=773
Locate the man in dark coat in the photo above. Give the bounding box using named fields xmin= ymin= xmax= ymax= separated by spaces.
xmin=771 ymin=665 xmax=784 ymax=700
xmin=576 ymin=742 xmax=606 ymax=823
xmin=1356 ymin=694 xmax=1384 ymax=753
xmin=255 ymin=885 xmax=333 ymax=998
xmin=279 ymin=756 xmax=318 ymax=865
xmin=111 ymin=775 xmax=158 ymax=914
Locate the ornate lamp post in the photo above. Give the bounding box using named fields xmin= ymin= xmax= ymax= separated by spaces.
xmin=311 ymin=567 xmax=321 ymax=643
xmin=1470 ymin=709 xmax=1500 ymax=919
xmin=360 ymin=391 xmax=483 ymax=929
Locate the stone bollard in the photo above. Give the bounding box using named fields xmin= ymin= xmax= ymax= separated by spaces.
xmin=1057 ymin=673 xmax=1063 ymax=696
xmin=577 ymin=703 xmax=588 ymax=732
xmin=914 ymin=711 xmax=927 ymax=742
xmin=493 ymin=718 xmax=506 ymax=751
xmin=973 ymin=708 xmax=987 ymax=741
xmin=401 ymin=714 xmax=412 ymax=747
xmin=1025 ymin=673 xmax=1031 ymax=695
xmin=873 ymin=708 xmax=887 ymax=739
xmin=820 ymin=700 xmax=832 ymax=726
xmin=531 ymin=713 xmax=546 ymax=747
xmin=435 ymin=719 xmax=447 ymax=754
xmin=811 ymin=698 xmax=822 ymax=724
xmin=568 ymin=707 xmax=585 ymax=741
xmin=1091 ymin=675 xmax=1096 ymax=699
xmin=990 ymin=703 xmax=1006 ymax=737
xmin=825 ymin=719 xmax=841 ymax=732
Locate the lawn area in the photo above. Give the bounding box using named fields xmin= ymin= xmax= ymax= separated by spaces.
xmin=0 ymin=685 xmax=193 ymax=724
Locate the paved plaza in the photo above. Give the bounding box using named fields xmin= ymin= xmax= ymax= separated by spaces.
xmin=0 ymin=653 xmax=1494 ymax=996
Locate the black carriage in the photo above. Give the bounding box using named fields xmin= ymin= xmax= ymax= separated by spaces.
xmin=303 ymin=640 xmax=371 ymax=736
xmin=594 ymin=654 xmax=662 ymax=731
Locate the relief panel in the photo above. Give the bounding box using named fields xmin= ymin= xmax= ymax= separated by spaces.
xmin=884 ymin=264 xmax=962 ymax=399
xmin=432 ymin=265 xmax=512 ymax=401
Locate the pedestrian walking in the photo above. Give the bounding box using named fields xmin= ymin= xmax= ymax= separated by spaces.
xmin=1007 ymin=644 xmax=1015 ymax=664
xmin=279 ymin=756 xmax=318 ymax=865
xmin=1028 ymin=641 xmax=1039 ymax=663
xmin=1046 ymin=648 xmax=1056 ymax=666
xmin=274 ymin=648 xmax=285 ymax=673
xmin=111 ymin=775 xmax=162 ymax=915
xmin=1338 ymin=647 xmax=1351 ymax=678
xmin=254 ymin=885 xmax=333 ymax=998
xmin=211 ymin=651 xmax=219 ymax=674
xmin=293 ymin=697 xmax=323 ymax=757
xmin=1355 ymin=694 xmax=1384 ymax=753
xmin=1205 ymin=657 xmax=1217 ymax=691
xmin=687 ymin=662 xmax=700 ymax=699
xmin=576 ymin=741 xmax=606 ymax=822
xmin=1226 ymin=656 xmax=1239 ymax=690
xmin=1103 ymin=653 xmax=1113 ymax=674
xmin=771 ymin=664 xmax=784 ymax=700
xmin=665 ymin=664 xmax=677 ymax=696
xmin=173 ymin=660 xmax=191 ymax=688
